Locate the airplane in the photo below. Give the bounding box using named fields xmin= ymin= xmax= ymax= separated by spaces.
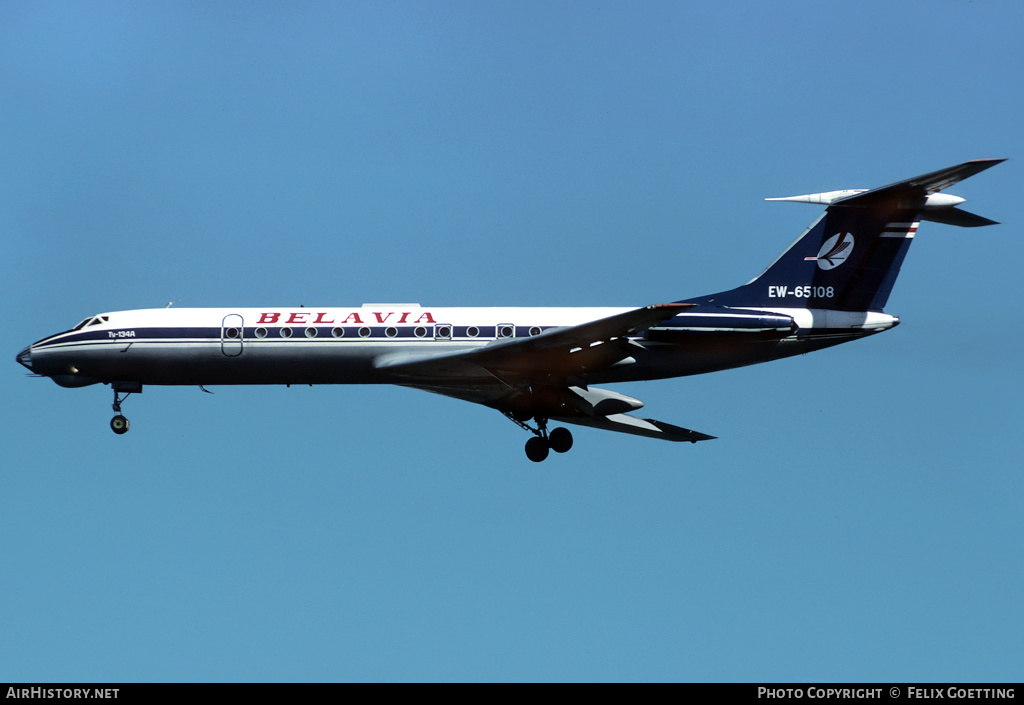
xmin=16 ymin=159 xmax=1004 ymax=461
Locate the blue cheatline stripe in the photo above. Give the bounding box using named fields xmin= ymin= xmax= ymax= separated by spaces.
xmin=31 ymin=324 xmax=556 ymax=350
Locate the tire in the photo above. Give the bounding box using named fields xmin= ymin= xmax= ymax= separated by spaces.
xmin=549 ymin=427 xmax=573 ymax=453
xmin=110 ymin=415 xmax=130 ymax=434
xmin=525 ymin=436 xmax=549 ymax=462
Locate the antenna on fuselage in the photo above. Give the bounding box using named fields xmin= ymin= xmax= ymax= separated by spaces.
xmin=166 ymin=300 xmax=180 ymax=308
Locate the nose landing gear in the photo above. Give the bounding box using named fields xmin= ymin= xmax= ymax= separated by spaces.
xmin=109 ymin=383 xmax=141 ymax=435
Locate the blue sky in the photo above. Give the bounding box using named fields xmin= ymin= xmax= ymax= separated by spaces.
xmin=2 ymin=1 xmax=1021 ymax=682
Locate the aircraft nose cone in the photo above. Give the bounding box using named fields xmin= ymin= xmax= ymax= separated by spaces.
xmin=16 ymin=346 xmax=33 ymax=372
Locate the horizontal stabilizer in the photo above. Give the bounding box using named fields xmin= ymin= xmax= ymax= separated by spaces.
xmin=764 ymin=159 xmax=1004 ymax=232
xmin=553 ymin=412 xmax=716 ymax=443
xmin=920 ymin=207 xmax=999 ymax=228
xmin=833 ymin=158 xmax=1006 ymax=206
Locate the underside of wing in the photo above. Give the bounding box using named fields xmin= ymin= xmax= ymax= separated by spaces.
xmin=400 ymin=381 xmax=715 ymax=444
xmin=379 ymin=303 xmax=711 ymax=448
xmin=553 ymin=412 xmax=716 ymax=443
xmin=375 ymin=302 xmax=694 ymax=383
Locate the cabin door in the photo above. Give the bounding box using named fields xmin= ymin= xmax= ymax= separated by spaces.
xmin=220 ymin=314 xmax=244 ymax=357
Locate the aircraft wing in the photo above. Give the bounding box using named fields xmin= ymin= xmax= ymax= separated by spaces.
xmin=552 ymin=412 xmax=716 ymax=442
xmin=401 ymin=381 xmax=716 ymax=443
xmin=377 ymin=302 xmax=715 ymax=443
xmin=375 ymin=302 xmax=695 ymax=382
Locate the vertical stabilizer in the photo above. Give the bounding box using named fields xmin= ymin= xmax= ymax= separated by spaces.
xmin=686 ymin=159 xmax=1004 ymax=312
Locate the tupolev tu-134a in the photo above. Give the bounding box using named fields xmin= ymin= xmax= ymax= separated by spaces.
xmin=17 ymin=159 xmax=1004 ymax=461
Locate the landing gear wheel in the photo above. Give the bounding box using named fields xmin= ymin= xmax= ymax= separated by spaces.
xmin=110 ymin=415 xmax=130 ymax=435
xmin=549 ymin=427 xmax=573 ymax=454
xmin=525 ymin=436 xmax=550 ymax=462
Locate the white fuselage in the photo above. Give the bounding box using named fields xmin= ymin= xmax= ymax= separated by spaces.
xmin=20 ymin=303 xmax=897 ymax=390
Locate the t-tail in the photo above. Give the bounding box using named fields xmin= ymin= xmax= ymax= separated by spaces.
xmin=685 ymin=159 xmax=1005 ymax=313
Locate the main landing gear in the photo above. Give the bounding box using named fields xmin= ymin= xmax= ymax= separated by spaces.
xmin=506 ymin=413 xmax=574 ymax=462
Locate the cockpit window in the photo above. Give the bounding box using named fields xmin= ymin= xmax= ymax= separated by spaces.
xmin=73 ymin=315 xmax=110 ymax=330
